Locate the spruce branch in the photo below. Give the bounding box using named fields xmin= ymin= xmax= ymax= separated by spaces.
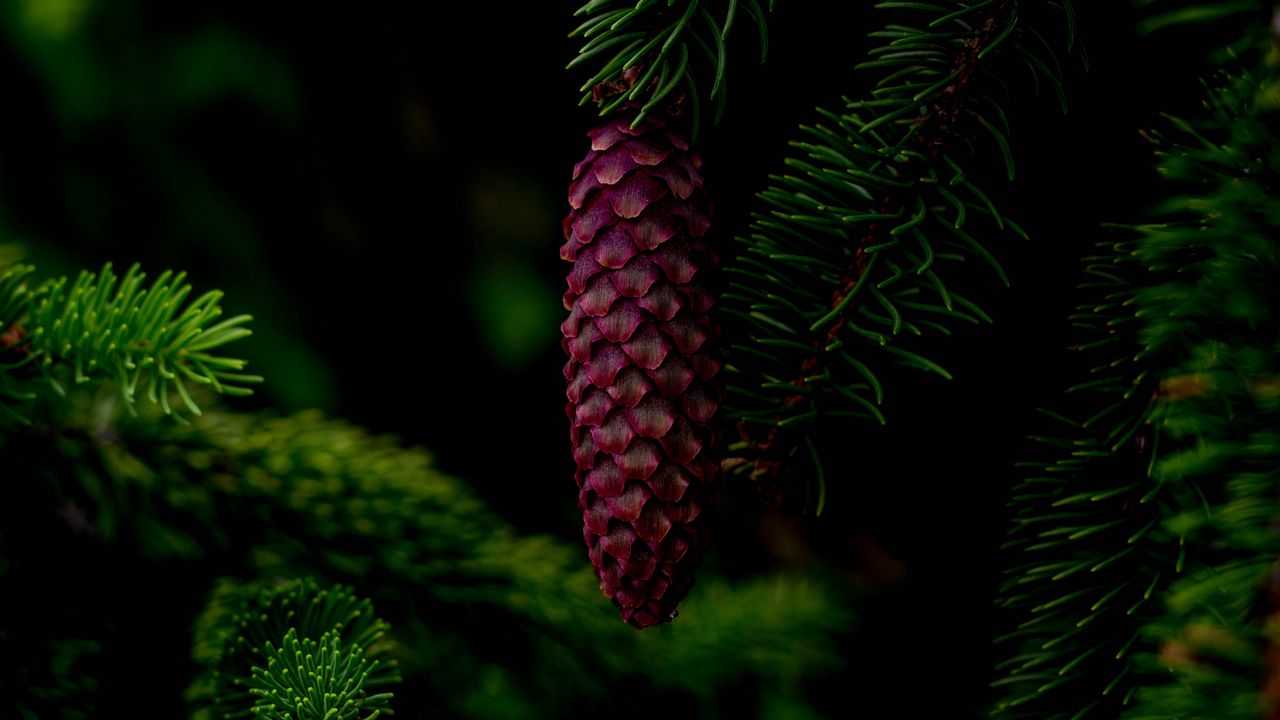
xmin=1122 ymin=47 xmax=1280 ymax=719
xmin=0 ymin=262 xmax=258 ymax=424
xmin=568 ymin=0 xmax=774 ymax=131
xmin=994 ymin=18 xmax=1280 ymax=717
xmin=8 ymin=401 xmax=849 ymax=717
xmin=250 ymin=628 xmax=393 ymax=720
xmin=990 ymin=262 xmax=1168 ymax=719
xmin=190 ymin=578 xmax=398 ymax=720
xmin=723 ymin=0 xmax=1074 ymax=508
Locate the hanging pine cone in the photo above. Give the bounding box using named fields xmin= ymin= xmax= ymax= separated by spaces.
xmin=561 ymin=108 xmax=720 ymax=629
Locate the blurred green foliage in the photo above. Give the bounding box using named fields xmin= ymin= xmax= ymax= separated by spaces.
xmin=0 ymin=0 xmax=330 ymax=411
xmin=0 ymin=353 xmax=850 ymax=717
xmin=993 ymin=15 xmax=1280 ymax=718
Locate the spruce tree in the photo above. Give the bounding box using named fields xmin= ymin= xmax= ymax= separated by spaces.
xmin=5 ymin=1 xmax=1280 ymax=718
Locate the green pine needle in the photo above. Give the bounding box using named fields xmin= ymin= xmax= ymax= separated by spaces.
xmin=193 ymin=578 xmax=399 ymax=720
xmin=994 ymin=19 xmax=1280 ymax=718
xmin=250 ymin=629 xmax=394 ymax=720
xmin=0 ymin=262 xmax=259 ymax=423
xmin=569 ymin=0 xmax=773 ymax=127
xmin=722 ymin=0 xmax=1074 ymax=508
xmin=1123 ymin=48 xmax=1280 ymax=720
xmin=13 ymin=403 xmax=851 ymax=717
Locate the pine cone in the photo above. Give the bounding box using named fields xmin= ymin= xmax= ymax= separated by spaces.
xmin=561 ymin=110 xmax=720 ymax=629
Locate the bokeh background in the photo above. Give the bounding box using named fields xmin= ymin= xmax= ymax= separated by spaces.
xmin=0 ymin=1 xmax=1222 ymax=715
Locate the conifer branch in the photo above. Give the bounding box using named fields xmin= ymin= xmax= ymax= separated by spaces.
xmin=191 ymin=578 xmax=398 ymax=720
xmin=0 ymin=262 xmax=258 ymax=424
xmin=990 ymin=237 xmax=1168 ymax=718
xmin=1121 ymin=46 xmax=1280 ymax=719
xmin=724 ymin=0 xmax=1074 ymax=508
xmin=994 ymin=16 xmax=1280 ymax=716
xmin=569 ymin=0 xmax=774 ymax=130
xmin=251 ymin=628 xmax=393 ymax=720
xmin=5 ymin=399 xmax=849 ymax=716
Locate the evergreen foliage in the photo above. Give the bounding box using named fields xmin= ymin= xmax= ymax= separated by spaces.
xmin=721 ymin=0 xmax=1074 ymax=508
xmin=0 ymin=261 xmax=257 ymax=424
xmin=249 ymin=628 xmax=391 ymax=720
xmin=992 ymin=8 xmax=1280 ymax=717
xmin=1123 ymin=44 xmax=1280 ymax=720
xmin=11 ymin=1 xmax=1280 ymax=717
xmin=190 ymin=578 xmax=398 ymax=720
xmin=569 ymin=0 xmax=774 ymax=129
xmin=991 ymin=238 xmax=1166 ymax=717
xmin=1 ymin=365 xmax=849 ymax=717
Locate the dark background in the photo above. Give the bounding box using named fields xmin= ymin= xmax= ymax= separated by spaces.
xmin=0 ymin=1 xmax=1224 ymax=714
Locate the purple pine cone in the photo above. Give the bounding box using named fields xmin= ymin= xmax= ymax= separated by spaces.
xmin=561 ymin=110 xmax=720 ymax=629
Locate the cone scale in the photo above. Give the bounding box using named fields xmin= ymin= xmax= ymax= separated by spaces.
xmin=561 ymin=109 xmax=720 ymax=628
